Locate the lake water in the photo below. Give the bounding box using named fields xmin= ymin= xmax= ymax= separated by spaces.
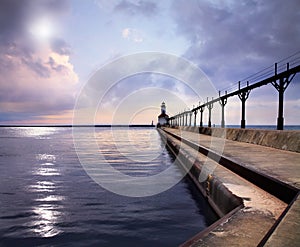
xmin=0 ymin=127 xmax=217 ymax=246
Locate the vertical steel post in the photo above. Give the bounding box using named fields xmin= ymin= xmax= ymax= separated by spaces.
xmin=271 ymin=63 xmax=294 ymax=130
xmin=208 ymin=105 xmax=212 ymax=127
xmin=238 ymin=82 xmax=250 ymax=129
xmin=185 ymin=112 xmax=188 ymax=126
xmin=221 ymin=100 xmax=226 ymax=128
xmin=199 ymin=107 xmax=204 ymax=127
xmin=219 ymin=91 xmax=227 ymax=128
xmin=238 ymin=91 xmax=250 ymax=129
xmin=207 ymin=97 xmax=213 ymax=128
xmin=277 ymin=78 xmax=284 ymax=130
xmin=241 ymin=96 xmax=246 ymax=128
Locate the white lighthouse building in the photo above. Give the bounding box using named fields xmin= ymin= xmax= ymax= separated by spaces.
xmin=157 ymin=102 xmax=169 ymax=126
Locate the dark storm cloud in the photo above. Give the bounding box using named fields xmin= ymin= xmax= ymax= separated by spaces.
xmin=114 ymin=0 xmax=158 ymax=17
xmin=171 ymin=0 xmax=300 ymax=87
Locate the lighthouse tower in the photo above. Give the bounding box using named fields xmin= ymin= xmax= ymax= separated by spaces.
xmin=157 ymin=102 xmax=169 ymax=126
xmin=161 ymin=102 xmax=166 ymax=114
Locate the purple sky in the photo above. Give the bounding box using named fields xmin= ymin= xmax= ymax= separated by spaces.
xmin=0 ymin=0 xmax=299 ymax=125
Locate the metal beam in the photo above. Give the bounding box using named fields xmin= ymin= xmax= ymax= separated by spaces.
xmin=193 ymin=64 xmax=300 ymax=112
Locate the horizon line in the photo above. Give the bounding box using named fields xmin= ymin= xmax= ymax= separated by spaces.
xmin=0 ymin=124 xmax=156 ymax=127
xmin=0 ymin=124 xmax=299 ymax=128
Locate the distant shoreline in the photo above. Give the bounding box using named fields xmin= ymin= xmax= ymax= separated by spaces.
xmin=0 ymin=124 xmax=299 ymax=130
xmin=0 ymin=124 xmax=156 ymax=128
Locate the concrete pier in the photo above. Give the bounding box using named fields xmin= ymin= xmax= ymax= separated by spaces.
xmin=158 ymin=127 xmax=300 ymax=246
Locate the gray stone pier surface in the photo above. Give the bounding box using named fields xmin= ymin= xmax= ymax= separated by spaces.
xmin=158 ymin=127 xmax=300 ymax=246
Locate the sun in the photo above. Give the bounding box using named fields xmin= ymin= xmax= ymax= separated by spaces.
xmin=29 ymin=18 xmax=55 ymax=41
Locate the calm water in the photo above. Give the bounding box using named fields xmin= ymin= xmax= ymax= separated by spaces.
xmin=0 ymin=127 xmax=217 ymax=247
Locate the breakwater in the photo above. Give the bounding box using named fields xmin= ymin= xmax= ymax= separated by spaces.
xmin=158 ymin=126 xmax=300 ymax=246
xmin=176 ymin=126 xmax=300 ymax=152
xmin=158 ymin=128 xmax=243 ymax=218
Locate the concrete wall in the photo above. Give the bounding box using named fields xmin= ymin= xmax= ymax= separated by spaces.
xmin=158 ymin=128 xmax=243 ymax=218
xmin=177 ymin=126 xmax=300 ymax=153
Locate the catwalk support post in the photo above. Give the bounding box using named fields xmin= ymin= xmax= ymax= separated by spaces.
xmin=238 ymin=81 xmax=251 ymax=129
xmin=219 ymin=91 xmax=228 ymax=128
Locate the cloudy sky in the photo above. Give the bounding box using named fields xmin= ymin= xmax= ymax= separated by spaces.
xmin=0 ymin=0 xmax=299 ymax=125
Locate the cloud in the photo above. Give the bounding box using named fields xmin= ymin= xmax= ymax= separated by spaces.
xmin=165 ymin=0 xmax=300 ymax=125
xmin=0 ymin=0 xmax=78 ymax=123
xmin=122 ymin=28 xmax=144 ymax=42
xmin=50 ymin=38 xmax=71 ymax=55
xmin=74 ymin=51 xmax=216 ymax=125
xmin=94 ymin=0 xmax=120 ymax=12
xmin=0 ymin=47 xmax=78 ymax=109
xmin=114 ymin=0 xmax=158 ymax=17
xmin=95 ymin=0 xmax=158 ymax=17
xmin=168 ymin=0 xmax=300 ymax=124
xmin=171 ymin=0 xmax=300 ymax=87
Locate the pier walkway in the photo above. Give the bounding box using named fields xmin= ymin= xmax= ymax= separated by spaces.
xmin=160 ymin=127 xmax=300 ymax=246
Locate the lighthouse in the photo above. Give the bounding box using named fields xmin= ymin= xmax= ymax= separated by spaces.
xmin=157 ymin=102 xmax=169 ymax=127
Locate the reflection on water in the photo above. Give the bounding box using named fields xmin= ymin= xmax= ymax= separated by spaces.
xmin=31 ymin=204 xmax=63 ymax=238
xmin=35 ymin=166 xmax=60 ymax=176
xmin=35 ymin=195 xmax=65 ymax=202
xmin=112 ymin=128 xmax=164 ymax=163
xmin=34 ymin=154 xmax=59 ymax=176
xmin=36 ymin=154 xmax=56 ymax=162
xmin=6 ymin=127 xmax=57 ymax=139
xmin=0 ymin=127 xmax=218 ymax=246
xmin=29 ymin=153 xmax=64 ymax=238
xmin=28 ymin=181 xmax=56 ymax=192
